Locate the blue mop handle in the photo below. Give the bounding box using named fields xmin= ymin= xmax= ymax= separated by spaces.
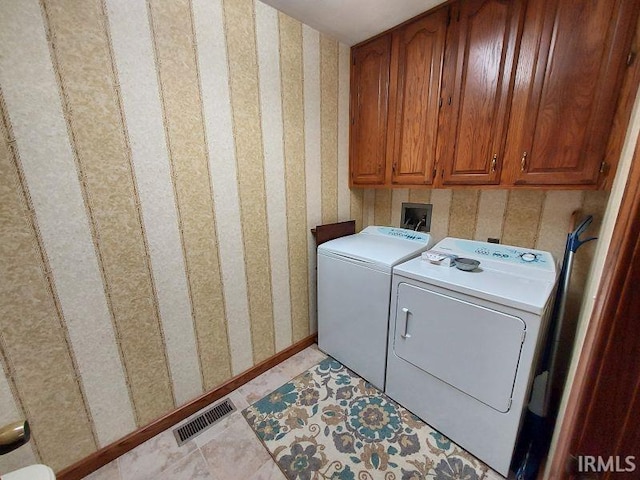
xmin=543 ymin=215 xmax=598 ymax=415
xmin=568 ymin=216 xmax=597 ymax=253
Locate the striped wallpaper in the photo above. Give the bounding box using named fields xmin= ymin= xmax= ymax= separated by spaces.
xmin=0 ymin=0 xmax=610 ymax=475
xmin=0 ymin=0 xmax=351 ymax=472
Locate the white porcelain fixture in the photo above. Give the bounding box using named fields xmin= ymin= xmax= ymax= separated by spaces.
xmin=2 ymin=464 xmax=55 ymax=480
xmin=385 ymin=237 xmax=557 ymax=476
xmin=317 ymin=226 xmax=432 ymax=389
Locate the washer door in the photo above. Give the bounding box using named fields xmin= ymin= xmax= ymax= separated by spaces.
xmin=392 ymin=282 xmax=526 ymax=412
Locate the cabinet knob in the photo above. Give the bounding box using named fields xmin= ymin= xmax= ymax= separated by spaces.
xmin=491 ymin=154 xmax=497 ymax=172
xmin=521 ymin=152 xmax=528 ymax=172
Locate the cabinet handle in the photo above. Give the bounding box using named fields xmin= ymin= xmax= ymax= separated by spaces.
xmin=392 ymin=162 xmax=397 ymax=174
xmin=401 ymin=307 xmax=411 ymax=339
xmin=521 ymin=152 xmax=528 ymax=171
xmin=599 ymin=161 xmax=608 ymax=173
xmin=491 ymin=154 xmax=497 ymax=172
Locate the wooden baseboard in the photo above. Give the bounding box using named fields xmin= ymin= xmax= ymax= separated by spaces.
xmin=57 ymin=334 xmax=318 ymax=480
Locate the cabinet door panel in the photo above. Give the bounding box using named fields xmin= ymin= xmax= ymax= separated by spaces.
xmin=440 ymin=0 xmax=523 ymax=185
xmin=505 ymin=0 xmax=638 ymax=186
xmin=389 ymin=9 xmax=447 ymax=185
xmin=350 ymin=35 xmax=391 ymax=186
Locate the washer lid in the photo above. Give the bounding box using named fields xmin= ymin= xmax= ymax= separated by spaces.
xmin=318 ymin=226 xmax=432 ymax=272
xmin=393 ymin=256 xmax=555 ymax=314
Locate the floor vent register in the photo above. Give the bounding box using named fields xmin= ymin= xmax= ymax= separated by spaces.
xmin=173 ymin=398 xmax=236 ymax=446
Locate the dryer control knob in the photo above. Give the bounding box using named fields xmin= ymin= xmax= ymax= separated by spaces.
xmin=521 ymin=252 xmax=537 ymax=262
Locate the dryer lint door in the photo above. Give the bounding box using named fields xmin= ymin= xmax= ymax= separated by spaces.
xmin=392 ymin=283 xmax=526 ymax=412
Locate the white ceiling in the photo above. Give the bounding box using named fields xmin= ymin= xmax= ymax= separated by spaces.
xmin=260 ymin=0 xmax=447 ymax=46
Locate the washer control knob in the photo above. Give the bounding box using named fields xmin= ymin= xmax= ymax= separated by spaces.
xmin=521 ymin=252 xmax=537 ymax=262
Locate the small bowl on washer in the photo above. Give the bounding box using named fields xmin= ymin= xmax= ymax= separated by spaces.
xmin=455 ymin=258 xmax=480 ymax=271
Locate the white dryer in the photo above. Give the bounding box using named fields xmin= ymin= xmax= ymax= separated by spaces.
xmin=385 ymin=238 xmax=557 ymax=476
xmin=317 ymin=226 xmax=432 ymax=390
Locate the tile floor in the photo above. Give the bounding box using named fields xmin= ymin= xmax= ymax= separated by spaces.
xmin=81 ymin=345 xmax=505 ymax=480
xmin=82 ymin=345 xmax=328 ymax=480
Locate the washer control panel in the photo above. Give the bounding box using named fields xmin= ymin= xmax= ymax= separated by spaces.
xmin=362 ymin=226 xmax=431 ymax=244
xmin=435 ymin=237 xmax=554 ymax=270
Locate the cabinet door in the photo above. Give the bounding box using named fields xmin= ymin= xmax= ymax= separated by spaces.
xmin=350 ymin=35 xmax=391 ymax=186
xmin=388 ymin=8 xmax=447 ymax=186
xmin=504 ymin=0 xmax=639 ymax=186
xmin=439 ymin=0 xmax=524 ymax=185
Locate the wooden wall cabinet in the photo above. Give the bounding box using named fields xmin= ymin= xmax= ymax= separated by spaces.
xmin=349 ymin=0 xmax=639 ymax=190
xmin=349 ymin=35 xmax=391 ymax=186
xmin=438 ymin=0 xmax=524 ymax=186
xmin=349 ymin=7 xmax=448 ymax=188
xmin=387 ymin=8 xmax=448 ymax=186
xmin=502 ymin=0 xmax=639 ymax=187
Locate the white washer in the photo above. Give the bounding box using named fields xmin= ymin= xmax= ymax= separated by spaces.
xmin=317 ymin=226 xmax=432 ymax=390
xmin=385 ymin=237 xmax=557 ymax=476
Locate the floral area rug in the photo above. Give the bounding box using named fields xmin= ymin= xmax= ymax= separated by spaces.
xmin=243 ymin=357 xmax=493 ymax=480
